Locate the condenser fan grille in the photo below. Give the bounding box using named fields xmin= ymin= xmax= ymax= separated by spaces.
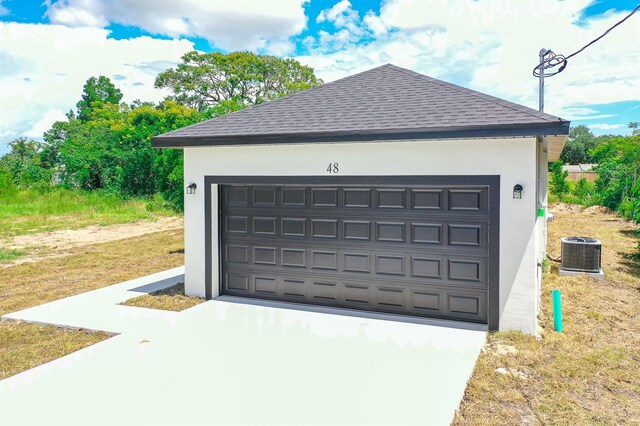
xmin=561 ymin=236 xmax=602 ymax=273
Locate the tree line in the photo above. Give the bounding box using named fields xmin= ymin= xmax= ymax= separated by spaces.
xmin=0 ymin=52 xmax=322 ymax=210
xmin=1 ymin=51 xmax=637 ymax=220
xmin=550 ymin=123 xmax=640 ymax=222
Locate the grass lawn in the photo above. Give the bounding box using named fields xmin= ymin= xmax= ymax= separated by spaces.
xmin=454 ymin=205 xmax=640 ymax=425
xmin=0 ymin=188 xmax=175 ymax=240
xmin=0 ymin=248 xmax=24 ymax=262
xmin=122 ymin=282 xmax=204 ymax=311
xmin=0 ymin=228 xmax=184 ymax=380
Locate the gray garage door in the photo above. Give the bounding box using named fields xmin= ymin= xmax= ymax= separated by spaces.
xmin=221 ymin=184 xmax=491 ymax=323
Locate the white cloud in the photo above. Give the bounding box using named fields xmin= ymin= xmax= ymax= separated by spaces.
xmin=24 ymin=109 xmax=69 ymax=138
xmin=309 ymin=0 xmax=365 ymax=51
xmin=588 ymin=123 xmax=625 ymax=130
xmin=0 ymin=0 xmax=9 ymax=17
xmin=559 ymin=106 xmax=616 ymax=120
xmin=44 ymin=0 xmax=308 ymax=54
xmin=363 ymin=11 xmax=387 ymax=36
xmin=317 ymin=0 xmax=358 ymax=29
xmin=0 ymin=22 xmax=194 ymax=153
xmin=45 ymin=0 xmax=107 ymax=27
xmin=298 ymin=0 xmax=640 ymax=119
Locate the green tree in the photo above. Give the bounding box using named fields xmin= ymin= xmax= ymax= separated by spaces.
xmin=49 ymin=98 xmax=203 ymax=208
xmin=549 ymin=160 xmax=570 ymax=195
xmin=629 ymin=121 xmax=639 ymax=136
xmin=0 ymin=137 xmax=52 ymax=188
xmin=33 ymin=61 xmax=322 ymax=210
xmin=573 ymin=177 xmax=595 ymax=199
xmin=592 ymin=134 xmax=640 ymax=213
xmin=155 ymin=51 xmax=323 ymax=111
xmin=76 ymin=76 xmax=123 ymax=121
xmin=560 ymin=125 xmax=601 ymax=165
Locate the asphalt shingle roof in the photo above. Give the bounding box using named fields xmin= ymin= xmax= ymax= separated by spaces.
xmin=153 ymin=64 xmax=569 ymax=147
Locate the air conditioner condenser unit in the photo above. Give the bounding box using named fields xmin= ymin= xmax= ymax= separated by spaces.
xmin=559 ymin=236 xmax=605 ymax=279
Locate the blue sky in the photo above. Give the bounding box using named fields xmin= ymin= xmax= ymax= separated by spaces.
xmin=1 ymin=0 xmax=639 ymax=154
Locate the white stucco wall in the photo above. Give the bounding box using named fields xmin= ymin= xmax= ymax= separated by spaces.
xmin=182 ymin=137 xmax=540 ymax=333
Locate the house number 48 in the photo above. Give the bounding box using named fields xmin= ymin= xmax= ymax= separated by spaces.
xmin=326 ymin=163 xmax=339 ymax=174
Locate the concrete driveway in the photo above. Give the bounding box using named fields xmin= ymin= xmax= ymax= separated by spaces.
xmin=1 ymin=268 xmax=486 ymax=426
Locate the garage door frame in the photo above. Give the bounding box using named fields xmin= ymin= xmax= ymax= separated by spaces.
xmin=204 ymin=175 xmax=500 ymax=330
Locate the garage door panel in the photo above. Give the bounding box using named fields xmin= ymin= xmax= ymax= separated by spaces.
xmin=223 ymin=265 xmax=487 ymax=296
xmin=282 ymin=218 xmax=306 ymax=237
xmin=343 ymin=253 xmax=370 ymax=273
xmin=311 ymin=280 xmax=339 ymax=301
xmin=344 ymin=188 xmax=372 ymax=208
xmin=281 ymin=248 xmax=306 ymax=267
xmin=311 ymin=250 xmax=338 ymax=270
xmin=222 ymin=266 xmax=489 ymax=323
xmin=225 ymin=214 xmax=488 ymax=253
xmin=226 ymin=273 xmax=249 ymax=292
xmin=411 ymin=257 xmax=442 ymax=279
xmin=411 ymin=223 xmax=443 ymax=244
xmin=221 ymin=184 xmax=491 ymax=323
xmin=411 ymin=290 xmax=441 ymax=312
xmin=282 ymin=278 xmax=306 ymax=298
xmin=448 ymin=189 xmax=488 ymax=213
xmin=254 ymin=187 xmax=277 ymax=205
xmin=343 ymin=220 xmax=372 ymax=241
xmin=376 ymin=189 xmax=406 ymax=209
xmin=226 ymin=186 xmax=489 ymax=213
xmin=226 ymin=187 xmax=249 ymax=205
xmin=312 ymin=188 xmax=338 ymax=207
xmin=311 ymin=219 xmax=338 ymax=238
xmin=254 ymin=276 xmax=277 ymax=295
xmin=344 ymin=283 xmax=370 ymax=304
xmin=375 ymin=255 xmax=405 ymax=276
xmin=448 ymin=259 xmax=485 ymax=283
xmin=253 ymin=246 xmax=276 ymax=265
xmin=411 ymin=189 xmax=444 ymax=210
xmin=282 ymin=188 xmax=306 ymax=206
xmin=222 ymin=240 xmax=488 ymax=288
xmin=225 ymin=244 xmax=249 ymax=264
xmin=225 ymin=216 xmax=249 ymax=234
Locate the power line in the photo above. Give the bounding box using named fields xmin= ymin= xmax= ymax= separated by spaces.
xmin=533 ymin=3 xmax=640 ymax=78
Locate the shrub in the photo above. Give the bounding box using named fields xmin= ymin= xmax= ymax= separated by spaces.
xmin=574 ymin=178 xmax=595 ymax=198
xmin=549 ymin=161 xmax=570 ymax=195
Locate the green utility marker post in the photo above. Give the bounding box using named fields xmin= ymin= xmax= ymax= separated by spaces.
xmin=552 ymin=290 xmax=563 ymax=332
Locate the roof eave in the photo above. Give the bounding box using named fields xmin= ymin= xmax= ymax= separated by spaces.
xmin=152 ymin=121 xmax=570 ymax=148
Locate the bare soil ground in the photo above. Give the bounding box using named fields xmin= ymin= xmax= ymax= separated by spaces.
xmin=1 ymin=217 xmax=183 ymax=268
xmin=454 ymin=203 xmax=640 ymax=425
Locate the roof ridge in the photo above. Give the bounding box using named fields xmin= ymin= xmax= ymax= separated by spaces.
xmin=166 ymin=64 xmax=393 ymax=134
xmin=385 ymin=64 xmax=565 ymax=123
xmin=154 ymin=63 xmax=570 ymax=143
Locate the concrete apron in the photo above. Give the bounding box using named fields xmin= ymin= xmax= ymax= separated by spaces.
xmin=0 ymin=267 xmax=486 ymax=426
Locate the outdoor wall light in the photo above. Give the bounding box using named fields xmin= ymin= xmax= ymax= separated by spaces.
xmin=513 ymin=184 xmax=523 ymax=199
xmin=186 ymin=182 xmax=197 ymax=195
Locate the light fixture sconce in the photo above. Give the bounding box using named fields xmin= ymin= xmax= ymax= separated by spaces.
xmin=513 ymin=184 xmax=523 ymax=199
xmin=186 ymin=182 xmax=197 ymax=195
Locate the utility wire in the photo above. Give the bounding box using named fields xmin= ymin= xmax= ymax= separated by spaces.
xmin=533 ymin=3 xmax=640 ymax=77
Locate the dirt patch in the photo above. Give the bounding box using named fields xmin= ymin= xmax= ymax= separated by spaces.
xmin=583 ymin=205 xmax=612 ymax=215
xmin=550 ymin=202 xmax=584 ymax=214
xmin=1 ymin=217 xmax=183 ymax=268
xmin=482 ymin=341 xmax=519 ymax=357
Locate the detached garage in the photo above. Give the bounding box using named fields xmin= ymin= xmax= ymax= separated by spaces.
xmin=152 ymin=64 xmax=569 ymax=334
